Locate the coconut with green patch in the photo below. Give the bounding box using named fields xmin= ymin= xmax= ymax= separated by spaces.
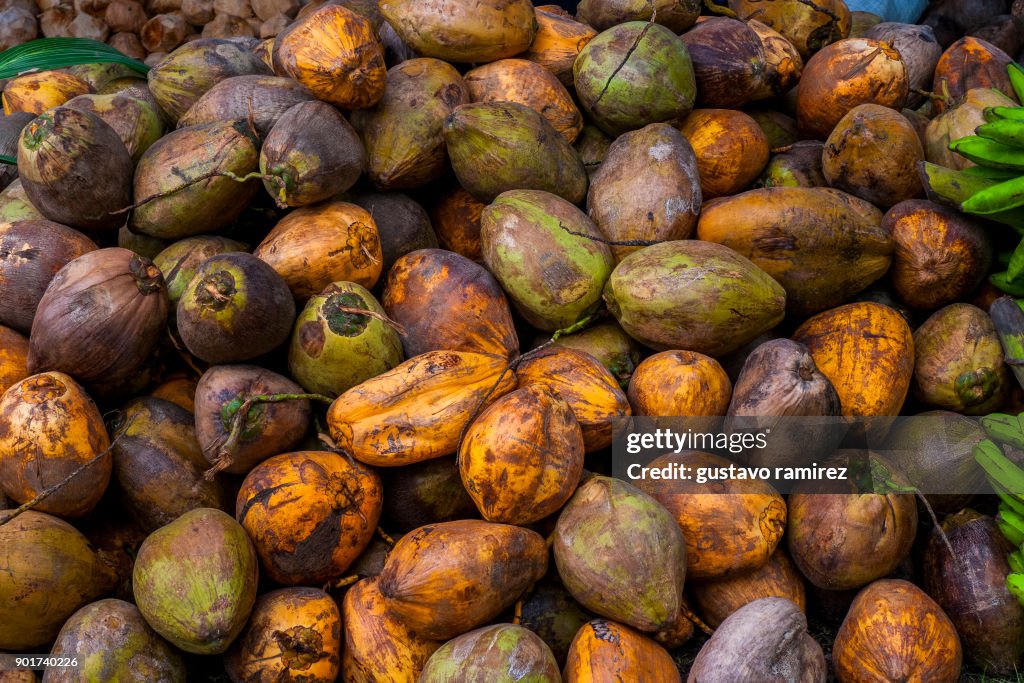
xmin=419 ymin=624 xmax=560 ymax=683
xmin=152 ymin=235 xmax=248 ymax=306
xmin=443 ymin=102 xmax=587 ymax=204
xmin=17 ymin=107 xmax=133 ymax=232
xmin=481 ymin=189 xmax=613 ymax=332
xmin=176 ymin=252 xmax=295 ymax=364
xmin=603 ymin=240 xmax=786 ymax=356
xmin=573 ymin=21 xmax=697 ymax=137
xmin=130 ymin=120 xmax=261 ymax=240
xmin=553 ymin=475 xmax=686 ymax=633
xmin=288 ymin=281 xmax=403 ymax=397
xmin=132 ymin=507 xmax=258 ymax=655
xmin=0 ymin=180 xmax=43 ymax=222
xmin=64 ymin=92 xmax=164 ymax=163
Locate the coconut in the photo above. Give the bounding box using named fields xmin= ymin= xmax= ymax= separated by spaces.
xmin=0 ymin=510 xmax=116 ymax=650
xmin=748 ymin=108 xmax=801 ymax=148
xmin=680 ymin=17 xmax=802 ymax=108
xmin=0 ymin=372 xmax=110 ymax=518
xmin=176 ymin=252 xmax=295 ymax=363
xmin=0 ymin=219 xmax=97 ymax=333
xmin=17 ymin=107 xmax=133 ymax=231
xmin=923 ymin=511 xmax=1024 ymax=675
xmin=863 ymin=23 xmax=942 ymax=107
xmin=521 ymin=8 xmax=597 ymax=86
xmin=577 ymin=0 xmax=697 ymax=32
xmin=350 ymin=58 xmax=469 ymax=191
xmin=2 ymin=71 xmax=91 ymax=115
xmin=146 ymin=38 xmax=272 ymax=122
xmin=573 ymin=21 xmax=696 ymax=137
xmin=381 ymin=457 xmax=479 ymax=532
xmin=833 ymin=579 xmax=962 ymax=682
xmin=254 ymin=201 xmax=383 ymax=299
xmin=133 ymin=508 xmax=258 ymax=654
xmin=420 ymin=625 xmax=560 ymax=683
xmin=237 ymin=451 xmax=382 ymax=585
xmin=46 ymin=599 xmax=186 ymax=682
xmin=0 ymin=179 xmax=44 ymax=222
xmin=352 ymin=192 xmax=438 ymax=272
xmin=757 ymin=140 xmax=826 ymax=188
xmin=727 ymin=338 xmax=841 ymax=418
xmin=225 ymin=587 xmax=342 ymax=683
xmin=481 ymin=190 xmax=612 ymax=331
xmin=628 ymin=350 xmax=732 ymax=417
xmin=343 ymin=577 xmax=441 ymax=683
xmin=111 ymin=397 xmax=227 ymax=532
xmin=679 ymin=108 xmax=770 ymax=199
xmin=382 ymin=248 xmax=518 ymax=359
xmin=933 ymin=36 xmax=1017 ymax=113
xmin=796 ymin=38 xmax=908 ymax=140
xmin=586 ymin=123 xmax=701 ymax=262
xmin=550 ymin=321 xmax=643 ymax=389
xmin=27 ymin=248 xmax=168 ymax=393
xmin=444 ymin=102 xmax=587 ymax=204
xmin=429 ymin=186 xmax=484 ymax=261
xmin=152 ymin=235 xmax=248 ymax=305
xmin=378 ymin=520 xmax=547 ymax=640
xmin=378 ymin=0 xmax=537 ymax=64
xmin=519 ymin=578 xmax=592 ymax=665
xmin=603 ymin=240 xmax=786 ymax=356
xmin=728 ymin=0 xmax=850 ymax=58
xmin=464 ymin=59 xmax=582 ymax=143
xmin=288 ymin=281 xmax=404 ymax=396
xmin=553 ymin=476 xmax=686 ymax=632
xmin=924 ymin=87 xmax=1018 ymax=170
xmin=177 ymin=74 xmax=314 ymax=135
xmin=574 ymin=124 xmax=613 ymax=180
xmin=117 ymin=226 xmax=167 ymax=260
xmin=261 ymin=100 xmax=365 ymax=207
xmin=688 ymin=598 xmax=826 ymax=682
xmin=692 ymin=551 xmax=806 ymax=629
xmin=0 ymin=325 xmax=28 ymax=395
xmin=0 ymin=111 xmax=32 ymax=189
xmin=821 ymin=104 xmax=923 ymax=208
xmin=194 ymin=364 xmax=311 ymax=474
xmin=63 ymin=93 xmax=164 ymax=163
xmin=912 ymin=304 xmax=1009 ymax=414
xmin=564 ymin=619 xmax=679 ymax=682
xmin=130 ymin=120 xmax=261 ymax=240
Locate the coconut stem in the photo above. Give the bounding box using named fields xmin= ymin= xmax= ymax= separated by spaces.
xmin=679 ymin=602 xmax=714 ymax=636
xmin=104 ymin=169 xmax=269 ymax=218
xmin=204 ymin=393 xmax=335 ymax=480
xmin=331 ymin=574 xmax=360 ymax=589
xmin=512 ymin=599 xmax=524 ymax=625
xmin=331 ymin=306 xmax=406 ymax=335
xmin=0 ymin=417 xmax=135 ymax=528
xmin=376 ymin=526 xmax=396 ymax=546
xmin=556 ymin=220 xmax=659 ymax=248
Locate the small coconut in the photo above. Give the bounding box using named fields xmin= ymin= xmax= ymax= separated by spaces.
xmin=260 ymin=100 xmax=364 ymax=207
xmin=147 ymin=38 xmax=272 ymax=122
xmin=17 ymin=107 xmax=133 ymax=231
xmin=0 ymin=112 xmax=33 ymax=189
xmin=0 ymin=325 xmax=28 ymax=395
xmin=519 ymin=578 xmax=592 ymax=666
xmin=381 ymin=457 xmax=479 ymax=532
xmin=27 ymin=248 xmax=168 ymax=392
xmin=378 ymin=0 xmax=537 ymax=63
xmin=758 ymin=140 xmax=826 ymax=188
xmin=378 ymin=520 xmax=547 ymax=640
xmin=0 ymin=179 xmax=44 ymax=222
xmin=382 ymin=248 xmax=518 ymax=359
xmin=194 ymin=364 xmax=311 ymax=474
xmin=913 ymin=304 xmax=1009 ymax=414
xmin=47 ymin=599 xmax=186 ymax=682
xmin=132 ymin=508 xmax=258 ymax=654
xmin=574 ymin=124 xmax=613 ymax=180
xmin=444 ymin=102 xmax=587 ymax=204
xmin=288 ymin=281 xmax=403 ymax=396
xmin=577 ymin=0 xmax=698 ymax=32
xmin=0 ymin=219 xmax=97 ymax=333
xmin=693 ymin=551 xmax=806 ymax=629
xmin=550 ymin=321 xmax=643 ymax=389
xmin=350 ymin=58 xmax=469 ymax=191
xmin=796 ymin=38 xmax=908 ymax=140
xmin=573 ymin=21 xmax=696 ymax=137
xmin=176 ymin=252 xmax=295 ymax=363
xmin=130 ymin=120 xmax=261 ymax=240
xmin=586 ymin=123 xmax=701 ymax=262
xmin=864 ymin=22 xmax=942 ymax=107
xmin=0 ymin=372 xmax=110 ymax=518
xmin=748 ymin=108 xmax=800 ymax=148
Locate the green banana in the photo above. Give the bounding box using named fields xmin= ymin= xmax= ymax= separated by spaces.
xmin=962 ymin=165 xmax=1022 ymax=180
xmin=991 ymin=296 xmax=1024 ymax=392
xmin=977 ymin=119 xmax=1024 ymax=149
xmin=996 ymin=483 xmax=1024 ymax=516
xmin=918 ymin=161 xmax=1024 ymax=230
xmin=1011 ymin=550 xmax=1024 ymax=574
xmin=981 ymin=413 xmax=1024 ymax=448
xmin=1008 ymin=573 xmax=1024 ymax=607
xmin=1009 ymin=62 xmax=1024 ymax=103
xmin=974 ymin=438 xmax=1024 ymax=494
xmin=1000 ymin=505 xmax=1024 ymax=537
xmin=991 ymin=271 xmax=1024 ymax=296
xmin=999 ymin=516 xmax=1024 ymax=546
xmin=949 ymin=136 xmax=1024 ymax=171
xmin=986 ymin=106 xmax=1024 ymax=122
xmin=961 ymin=174 xmax=1024 ymax=214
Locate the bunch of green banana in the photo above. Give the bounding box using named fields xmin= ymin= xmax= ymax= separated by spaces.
xmin=975 ymin=416 xmax=1024 ymax=607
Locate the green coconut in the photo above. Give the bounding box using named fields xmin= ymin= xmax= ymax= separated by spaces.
xmin=147 ymin=39 xmax=271 ymax=123
xmin=481 ymin=189 xmax=613 ymax=332
xmin=152 ymin=235 xmax=248 ymax=305
xmin=64 ymin=92 xmax=164 ymax=163
xmin=288 ymin=281 xmax=404 ymax=396
xmin=552 ymin=475 xmax=686 ymax=633
xmin=573 ymin=21 xmax=697 ymax=137
xmin=603 ymin=240 xmax=786 ymax=356
xmin=132 ymin=507 xmax=258 ymax=655
xmin=130 ymin=120 xmax=261 ymax=240
xmin=0 ymin=179 xmax=44 ymax=222
xmin=420 ymin=624 xmax=561 ymax=683
xmin=443 ymin=102 xmax=587 ymax=204
xmin=175 ymin=252 xmax=296 ymax=364
xmin=46 ymin=599 xmax=186 ymax=683
xmin=17 ymin=107 xmax=133 ymax=232
xmin=550 ymin=321 xmax=643 ymax=389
